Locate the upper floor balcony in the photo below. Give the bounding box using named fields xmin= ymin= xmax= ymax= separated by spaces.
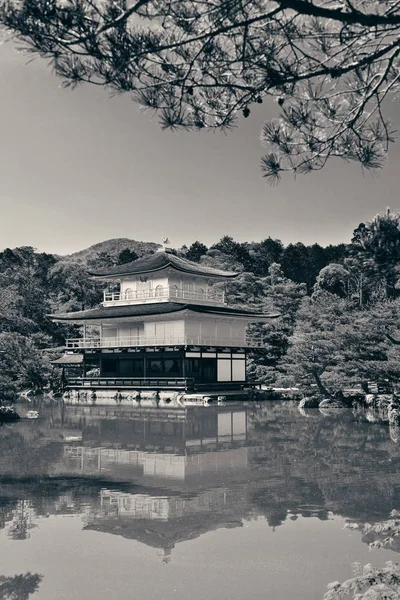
xmin=65 ymin=334 xmax=265 ymax=349
xmin=103 ymin=286 xmax=226 ymax=307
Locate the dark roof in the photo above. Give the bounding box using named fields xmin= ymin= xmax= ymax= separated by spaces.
xmin=50 ymin=302 xmax=279 ymax=322
xmin=89 ymin=250 xmax=238 ymax=279
xmin=51 ymin=354 xmax=84 ymax=365
xmin=84 ymin=514 xmax=243 ymax=551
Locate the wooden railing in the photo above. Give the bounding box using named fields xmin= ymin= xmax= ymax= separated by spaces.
xmin=67 ymin=377 xmax=194 ymax=389
xmin=65 ymin=335 xmax=264 ymax=349
xmin=103 ymin=287 xmax=226 ymax=306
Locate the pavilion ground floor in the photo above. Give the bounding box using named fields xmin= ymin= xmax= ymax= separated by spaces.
xmin=56 ymin=346 xmax=254 ymax=392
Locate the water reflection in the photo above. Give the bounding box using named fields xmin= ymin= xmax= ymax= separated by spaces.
xmin=1 ymin=401 xmax=400 ymax=598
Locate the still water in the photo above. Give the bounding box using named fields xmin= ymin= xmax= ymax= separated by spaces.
xmin=0 ymin=400 xmax=399 ymax=600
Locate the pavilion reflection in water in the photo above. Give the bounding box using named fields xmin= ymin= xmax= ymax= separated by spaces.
xmin=2 ymin=402 xmax=400 ymax=558
xmin=44 ymin=404 xmax=254 ymax=557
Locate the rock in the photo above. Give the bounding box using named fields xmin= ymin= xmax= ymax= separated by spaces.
xmin=365 ymin=409 xmax=380 ymax=423
xmin=388 ymin=404 xmax=400 ymax=426
xmin=298 ymin=407 xmax=314 ymax=418
xmin=319 ymin=399 xmax=347 ymax=409
xmin=376 ymin=394 xmax=393 ymax=411
xmin=0 ymin=406 xmax=20 ymax=422
xmin=389 ymin=423 xmax=400 ymax=443
xmin=299 ymin=397 xmax=319 ymax=409
xmin=365 ymin=394 xmax=376 ymax=407
xmin=20 ymin=389 xmax=34 ymax=398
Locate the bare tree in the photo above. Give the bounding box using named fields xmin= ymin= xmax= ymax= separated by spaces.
xmin=1 ymin=1 xmax=399 ymax=182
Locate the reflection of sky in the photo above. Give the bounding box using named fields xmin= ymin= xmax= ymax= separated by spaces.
xmin=1 ymin=402 xmax=400 ymax=599
xmin=0 ymin=513 xmax=398 ymax=600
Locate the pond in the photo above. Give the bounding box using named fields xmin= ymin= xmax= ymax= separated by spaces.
xmin=0 ymin=400 xmax=399 ymax=600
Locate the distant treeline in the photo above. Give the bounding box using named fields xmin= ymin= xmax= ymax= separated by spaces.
xmin=1 ymin=209 xmax=400 ymax=398
xmin=182 ymin=237 xmax=347 ymax=292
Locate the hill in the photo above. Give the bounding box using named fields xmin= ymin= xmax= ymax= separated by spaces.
xmin=61 ymin=238 xmax=161 ymax=265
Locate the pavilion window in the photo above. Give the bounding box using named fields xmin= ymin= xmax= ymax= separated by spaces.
xmin=85 ymin=357 xmax=100 ymax=377
xmin=118 ymin=358 xmax=144 ymax=377
xmin=102 ymin=358 xmax=118 ymax=376
xmin=146 ymin=358 xmax=182 ymax=377
xmin=137 ymin=280 xmax=151 ymax=298
xmin=182 ymin=282 xmax=194 ymax=299
xmin=164 ymin=359 xmax=182 ymax=376
xmin=103 ymin=328 xmax=118 ymax=340
xmin=147 ymin=359 xmax=163 ymax=375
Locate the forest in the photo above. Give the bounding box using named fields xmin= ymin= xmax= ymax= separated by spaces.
xmin=1 ymin=208 xmax=400 ymax=400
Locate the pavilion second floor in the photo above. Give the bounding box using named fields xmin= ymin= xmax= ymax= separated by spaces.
xmin=51 ymin=302 xmax=279 ymax=350
xmin=65 ymin=317 xmax=264 ymax=349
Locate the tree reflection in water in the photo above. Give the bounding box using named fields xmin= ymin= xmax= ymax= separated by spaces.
xmin=0 ymin=400 xmax=400 ymax=597
xmin=0 ymin=573 xmax=42 ymax=600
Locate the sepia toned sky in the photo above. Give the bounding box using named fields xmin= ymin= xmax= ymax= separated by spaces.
xmin=0 ymin=40 xmax=399 ymax=255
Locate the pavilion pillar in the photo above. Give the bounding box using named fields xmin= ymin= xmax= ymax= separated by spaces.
xmin=182 ymin=352 xmax=186 ymax=380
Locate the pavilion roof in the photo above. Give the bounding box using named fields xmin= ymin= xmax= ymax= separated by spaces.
xmin=89 ymin=250 xmax=239 ymax=279
xmin=51 ymin=353 xmax=84 ymax=365
xmin=49 ymin=302 xmax=279 ymax=322
xmin=84 ymin=513 xmax=243 ymax=551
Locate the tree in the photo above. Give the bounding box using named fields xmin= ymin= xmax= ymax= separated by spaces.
xmin=281 ymin=243 xmax=311 ymax=286
xmin=323 ymin=562 xmax=400 ymax=600
xmin=351 ymin=208 xmax=400 ymax=297
xmin=3 ymin=1 xmax=398 ymax=181
xmin=280 ymin=294 xmax=400 ymax=397
xmin=313 ymin=263 xmax=351 ymax=298
xmin=49 ymin=261 xmax=102 ymax=312
xmin=200 ymin=248 xmax=246 ymax=273
xmin=249 ymin=237 xmax=284 ymax=277
xmin=247 ymin=263 xmax=307 ymax=382
xmin=0 ymin=247 xmax=56 ymax=336
xmin=0 ymin=573 xmax=43 ymax=600
xmin=0 ymin=332 xmax=50 ymax=398
xmin=323 ymin=244 xmax=347 ymax=266
xmin=211 ymin=236 xmax=253 ymax=271
xmin=117 ymin=248 xmax=138 ymax=265
xmin=185 ymin=241 xmax=208 ymax=263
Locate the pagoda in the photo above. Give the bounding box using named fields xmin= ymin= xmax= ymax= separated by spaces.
xmin=51 ymin=242 xmax=278 ymax=393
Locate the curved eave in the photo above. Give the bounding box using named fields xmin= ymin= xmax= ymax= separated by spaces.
xmin=89 ymin=264 xmax=239 ymax=280
xmin=48 ymin=303 xmax=280 ymax=324
xmin=88 ymin=251 xmax=239 ymax=280
xmin=189 ymin=307 xmax=280 ymax=322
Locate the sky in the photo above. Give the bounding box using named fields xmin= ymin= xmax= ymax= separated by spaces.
xmin=0 ymin=40 xmax=399 ymax=256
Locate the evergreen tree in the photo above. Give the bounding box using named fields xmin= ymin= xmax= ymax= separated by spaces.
xmin=323 ymin=562 xmax=400 ymax=600
xmin=2 ymin=1 xmax=398 ymax=180
xmin=49 ymin=262 xmax=102 ymax=312
xmin=0 ymin=333 xmax=50 ymax=399
xmin=313 ymin=264 xmax=351 ymax=299
xmin=281 ymin=243 xmax=311 ymax=287
xmin=117 ymin=248 xmax=138 ymax=265
xmin=185 ymin=241 xmax=208 ymax=263
xmin=249 ymin=237 xmax=284 ymax=277
xmin=281 ymin=294 xmax=400 ymax=397
xmin=248 ymin=263 xmax=307 ymax=383
xmin=211 ymin=236 xmax=254 ymax=272
xmin=351 ymin=208 xmax=400 ymax=298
